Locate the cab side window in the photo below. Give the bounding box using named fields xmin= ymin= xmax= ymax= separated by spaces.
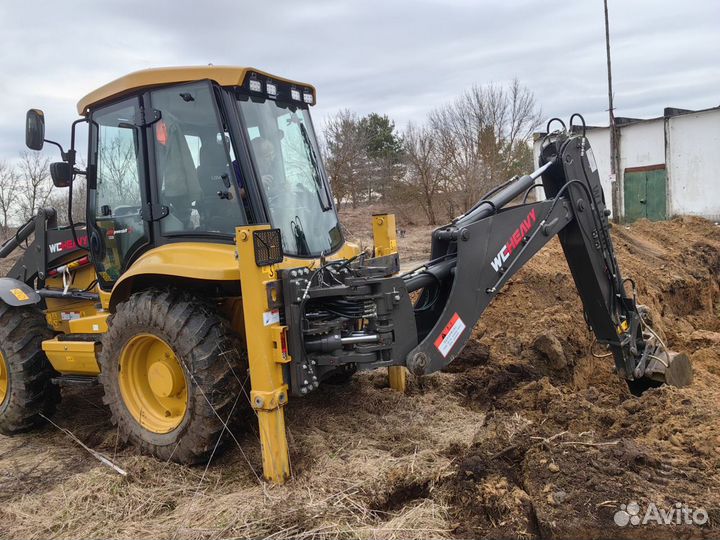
xmin=91 ymin=98 xmax=148 ymax=286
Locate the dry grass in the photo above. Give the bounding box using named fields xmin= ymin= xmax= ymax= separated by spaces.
xmin=0 ymin=370 xmax=483 ymax=539
xmin=1 ymin=215 xmax=718 ymax=539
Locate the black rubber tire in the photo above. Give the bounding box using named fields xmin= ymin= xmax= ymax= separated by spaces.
xmin=98 ymin=289 xmax=249 ymax=464
xmin=0 ymin=304 xmax=59 ymax=435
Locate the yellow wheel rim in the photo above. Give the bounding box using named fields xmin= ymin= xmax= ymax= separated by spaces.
xmin=118 ymin=334 xmax=188 ymax=434
xmin=0 ymin=351 xmax=8 ymax=406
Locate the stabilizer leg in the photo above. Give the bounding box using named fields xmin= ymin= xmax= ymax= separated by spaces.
xmin=388 ymin=366 xmax=408 ymax=392
xmin=236 ymin=226 xmax=291 ymax=483
xmin=372 ymin=214 xmax=407 ymax=392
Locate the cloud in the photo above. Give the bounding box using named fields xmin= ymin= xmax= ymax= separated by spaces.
xmin=0 ymin=0 xmax=717 ymax=162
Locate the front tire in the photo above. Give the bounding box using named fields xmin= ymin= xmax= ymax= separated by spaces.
xmin=98 ymin=289 xmax=248 ymax=464
xmin=0 ymin=304 xmax=59 ymax=434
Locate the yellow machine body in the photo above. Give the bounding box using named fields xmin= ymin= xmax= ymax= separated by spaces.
xmin=41 ymin=339 xmax=99 ymax=375
xmin=77 ymin=66 xmax=316 ymax=115
xmin=22 ymin=65 xmax=401 ymax=485
xmin=40 ymin=240 xmax=361 ymax=373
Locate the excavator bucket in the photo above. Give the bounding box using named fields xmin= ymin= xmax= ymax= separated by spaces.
xmin=644 ymin=351 xmax=693 ymax=388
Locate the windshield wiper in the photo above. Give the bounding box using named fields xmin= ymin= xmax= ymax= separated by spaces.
xmin=291 ymin=217 xmax=311 ymax=256
xmin=299 ymin=123 xmax=332 ymax=211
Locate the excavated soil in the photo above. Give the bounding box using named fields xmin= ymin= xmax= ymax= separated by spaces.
xmin=0 ymin=213 xmax=718 ymax=539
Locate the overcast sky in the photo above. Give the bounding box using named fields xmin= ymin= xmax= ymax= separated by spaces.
xmin=0 ymin=0 xmax=717 ymax=162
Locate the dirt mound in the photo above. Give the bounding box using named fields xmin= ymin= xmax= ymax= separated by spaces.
xmin=433 ymin=217 xmax=720 ymax=539
xmin=0 ymin=217 xmax=718 ymax=539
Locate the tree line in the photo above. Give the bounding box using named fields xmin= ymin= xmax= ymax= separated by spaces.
xmin=0 ymin=152 xmax=55 ymax=235
xmin=0 ymin=152 xmax=86 ymax=238
xmin=322 ymin=79 xmax=542 ymax=225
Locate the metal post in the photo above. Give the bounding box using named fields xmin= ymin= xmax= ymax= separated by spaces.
xmin=604 ymin=0 xmax=621 ymax=222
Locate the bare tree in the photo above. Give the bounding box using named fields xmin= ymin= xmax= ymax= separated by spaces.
xmin=16 ymin=151 xmax=54 ymax=222
xmin=398 ymin=123 xmax=447 ymax=225
xmin=98 ymin=134 xmax=140 ymax=209
xmin=429 ymin=79 xmax=541 ymax=213
xmin=322 ymin=110 xmax=369 ymax=208
xmin=0 ymin=161 xmax=19 ymax=236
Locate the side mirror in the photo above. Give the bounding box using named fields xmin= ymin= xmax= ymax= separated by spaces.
xmin=50 ymin=162 xmax=73 ymax=188
xmin=26 ymin=109 xmax=45 ymax=151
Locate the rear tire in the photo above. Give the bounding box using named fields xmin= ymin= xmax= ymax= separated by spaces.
xmin=0 ymin=304 xmax=59 ymax=435
xmin=98 ymin=289 xmax=249 ymax=464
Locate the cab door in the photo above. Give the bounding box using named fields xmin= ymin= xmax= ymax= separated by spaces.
xmin=87 ymin=97 xmax=151 ymax=289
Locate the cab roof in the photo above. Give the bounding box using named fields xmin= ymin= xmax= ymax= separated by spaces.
xmin=76 ymin=66 xmax=317 ymax=115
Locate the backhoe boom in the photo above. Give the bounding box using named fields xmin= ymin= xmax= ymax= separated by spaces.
xmin=282 ymin=121 xmax=691 ymax=394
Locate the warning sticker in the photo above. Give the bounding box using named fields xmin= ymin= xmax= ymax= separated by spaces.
xmin=263 ymin=309 xmax=280 ymax=326
xmin=9 ymin=288 xmax=29 ymax=302
xmin=434 ymin=312 xmax=466 ymax=358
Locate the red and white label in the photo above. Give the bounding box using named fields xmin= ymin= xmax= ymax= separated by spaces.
xmin=263 ymin=309 xmax=280 ymax=326
xmin=434 ymin=312 xmax=466 ymax=357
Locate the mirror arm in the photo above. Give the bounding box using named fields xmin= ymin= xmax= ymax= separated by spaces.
xmin=68 ymin=118 xmax=87 ymax=166
xmin=45 ymin=118 xmax=88 ymax=165
xmin=43 ymin=138 xmax=67 ymax=158
xmin=64 ymin=118 xmax=90 ymax=254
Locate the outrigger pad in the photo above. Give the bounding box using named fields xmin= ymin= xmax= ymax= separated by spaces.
xmin=665 ymin=352 xmax=693 ymax=388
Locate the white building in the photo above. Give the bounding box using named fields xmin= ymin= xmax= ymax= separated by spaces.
xmin=533 ymin=106 xmax=720 ymax=222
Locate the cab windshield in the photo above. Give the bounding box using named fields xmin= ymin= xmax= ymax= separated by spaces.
xmin=237 ymin=96 xmax=342 ymax=257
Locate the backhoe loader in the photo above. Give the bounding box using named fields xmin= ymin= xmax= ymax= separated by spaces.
xmin=0 ymin=67 xmax=691 ymax=483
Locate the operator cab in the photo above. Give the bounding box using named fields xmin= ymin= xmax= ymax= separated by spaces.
xmin=59 ymin=67 xmax=341 ymax=289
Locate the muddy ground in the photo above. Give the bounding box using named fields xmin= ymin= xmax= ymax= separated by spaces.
xmin=0 ymin=211 xmax=718 ymax=539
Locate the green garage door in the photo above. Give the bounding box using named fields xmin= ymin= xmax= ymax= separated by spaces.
xmin=623 ymin=166 xmax=667 ymax=222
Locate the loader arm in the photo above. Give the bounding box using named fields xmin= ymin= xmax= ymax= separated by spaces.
xmin=280 ymin=119 xmax=690 ymax=395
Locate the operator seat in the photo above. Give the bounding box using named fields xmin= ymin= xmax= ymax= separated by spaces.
xmin=157 ymin=115 xmax=202 ymax=232
xmin=196 ymin=139 xmax=232 ymax=232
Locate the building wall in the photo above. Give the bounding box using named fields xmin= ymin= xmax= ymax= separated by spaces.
xmin=617 ymin=119 xmax=666 ymax=220
xmin=533 ymin=129 xmax=614 ymax=216
xmin=617 ymin=119 xmax=666 ymax=169
xmin=666 ymin=109 xmax=720 ymax=220
xmin=584 ymin=129 xmax=613 ymax=215
xmin=533 ymin=109 xmax=719 ymax=221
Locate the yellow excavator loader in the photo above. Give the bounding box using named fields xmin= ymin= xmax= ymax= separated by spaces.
xmin=0 ymin=67 xmax=690 ymax=484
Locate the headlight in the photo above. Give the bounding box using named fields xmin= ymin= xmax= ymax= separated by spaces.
xmin=249 ymin=79 xmax=262 ymax=93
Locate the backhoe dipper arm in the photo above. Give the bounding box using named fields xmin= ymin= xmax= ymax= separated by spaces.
xmin=402 ymin=128 xmax=689 ymax=388
xmin=282 ymin=120 xmax=689 ymax=396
